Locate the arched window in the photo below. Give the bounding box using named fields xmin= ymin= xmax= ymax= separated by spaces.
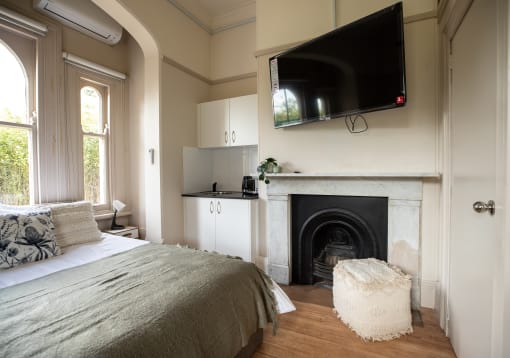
xmin=80 ymin=83 xmax=108 ymax=205
xmin=0 ymin=40 xmax=35 ymax=205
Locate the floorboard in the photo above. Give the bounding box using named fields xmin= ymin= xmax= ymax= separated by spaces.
xmin=255 ymin=285 xmax=456 ymax=357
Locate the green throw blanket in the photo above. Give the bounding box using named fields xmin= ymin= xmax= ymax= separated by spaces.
xmin=0 ymin=244 xmax=277 ymax=357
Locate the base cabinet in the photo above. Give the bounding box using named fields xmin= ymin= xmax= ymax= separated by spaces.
xmin=183 ymin=197 xmax=257 ymax=262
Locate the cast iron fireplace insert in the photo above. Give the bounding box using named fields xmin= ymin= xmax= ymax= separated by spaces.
xmin=291 ymin=194 xmax=388 ymax=285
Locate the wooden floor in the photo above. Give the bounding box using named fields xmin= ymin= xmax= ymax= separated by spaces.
xmin=254 ymin=285 xmax=456 ymax=358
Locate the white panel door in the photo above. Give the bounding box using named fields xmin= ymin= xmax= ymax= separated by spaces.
xmin=448 ymin=0 xmax=502 ymax=356
xmin=229 ymin=94 xmax=258 ymax=146
xmin=198 ymin=99 xmax=230 ymax=148
xmin=214 ymin=199 xmax=252 ymax=262
xmin=183 ymin=197 xmax=216 ymax=252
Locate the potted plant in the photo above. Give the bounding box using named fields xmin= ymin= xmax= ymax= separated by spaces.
xmin=258 ymin=157 xmax=278 ymax=184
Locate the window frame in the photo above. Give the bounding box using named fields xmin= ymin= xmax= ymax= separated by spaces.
xmin=0 ymin=10 xmax=127 ymax=210
xmin=0 ymin=29 xmax=38 ymax=205
xmin=79 ymin=79 xmax=110 ymax=210
xmin=65 ymin=63 xmax=126 ymax=214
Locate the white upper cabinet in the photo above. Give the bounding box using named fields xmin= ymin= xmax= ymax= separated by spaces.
xmin=197 ymin=94 xmax=258 ymax=148
xmin=229 ymin=94 xmax=258 ymax=147
xmin=197 ymin=99 xmax=230 ymax=148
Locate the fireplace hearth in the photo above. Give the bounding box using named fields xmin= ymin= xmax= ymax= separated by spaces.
xmin=291 ymin=194 xmax=388 ymax=285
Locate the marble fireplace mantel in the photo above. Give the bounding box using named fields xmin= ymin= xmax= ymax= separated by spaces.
xmin=265 ymin=173 xmax=439 ymax=309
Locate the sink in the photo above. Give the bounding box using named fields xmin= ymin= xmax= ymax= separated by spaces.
xmin=200 ymin=191 xmax=234 ymax=195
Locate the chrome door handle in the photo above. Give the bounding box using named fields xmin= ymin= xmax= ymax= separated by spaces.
xmin=232 ymin=130 xmax=236 ymax=143
xmin=473 ymin=200 xmax=495 ymax=215
xmin=217 ymin=201 xmax=221 ymax=214
xmin=209 ymin=201 xmax=214 ymax=214
xmin=224 ymin=131 xmax=228 ymax=144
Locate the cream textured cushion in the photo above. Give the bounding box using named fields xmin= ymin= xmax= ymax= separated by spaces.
xmin=48 ymin=201 xmax=101 ymax=248
xmin=333 ymin=258 xmax=412 ymax=341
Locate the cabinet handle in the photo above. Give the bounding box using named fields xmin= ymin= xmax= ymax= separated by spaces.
xmin=210 ymin=201 xmax=214 ymax=214
xmin=232 ymin=130 xmax=236 ymax=143
xmin=224 ymin=131 xmax=228 ymax=144
xmin=217 ymin=201 xmax=221 ymax=214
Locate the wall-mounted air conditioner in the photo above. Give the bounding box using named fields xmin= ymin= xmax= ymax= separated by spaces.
xmin=34 ymin=0 xmax=122 ymax=45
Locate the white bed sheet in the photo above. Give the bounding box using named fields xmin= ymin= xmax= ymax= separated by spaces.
xmin=0 ymin=233 xmax=148 ymax=289
xmin=0 ymin=233 xmax=295 ymax=314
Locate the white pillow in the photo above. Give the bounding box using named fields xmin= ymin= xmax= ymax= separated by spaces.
xmin=47 ymin=201 xmax=101 ymax=248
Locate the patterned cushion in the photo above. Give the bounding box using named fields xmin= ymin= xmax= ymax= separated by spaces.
xmin=0 ymin=208 xmax=61 ymax=269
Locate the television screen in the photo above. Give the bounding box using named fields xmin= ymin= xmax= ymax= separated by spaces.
xmin=269 ymin=2 xmax=406 ymax=128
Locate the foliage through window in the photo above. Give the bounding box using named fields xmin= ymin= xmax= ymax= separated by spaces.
xmin=80 ymin=84 xmax=108 ymax=205
xmin=0 ymin=41 xmax=34 ymax=205
xmin=272 ymin=88 xmax=301 ymax=127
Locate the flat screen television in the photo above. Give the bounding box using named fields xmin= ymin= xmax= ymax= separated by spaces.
xmin=269 ymin=2 xmax=406 ymax=128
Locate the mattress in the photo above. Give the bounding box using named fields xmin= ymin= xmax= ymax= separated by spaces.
xmin=0 ymin=233 xmax=147 ymax=289
xmin=0 ymin=243 xmax=277 ymax=357
xmin=0 ymin=234 xmax=295 ymax=314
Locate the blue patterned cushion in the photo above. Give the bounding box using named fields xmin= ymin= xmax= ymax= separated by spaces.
xmin=0 ymin=208 xmax=61 ymax=269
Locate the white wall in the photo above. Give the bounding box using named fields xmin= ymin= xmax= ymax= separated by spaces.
xmin=336 ymin=0 xmax=436 ymax=26
xmin=182 ymin=146 xmax=258 ymax=194
xmin=210 ymin=22 xmax=256 ymax=80
xmin=256 ymin=0 xmax=441 ymax=308
xmin=256 ymin=0 xmax=334 ymax=51
xmin=127 ymin=36 xmax=146 ymax=237
xmin=117 ymin=0 xmax=210 ymax=78
xmin=160 ymin=63 xmax=209 ymax=243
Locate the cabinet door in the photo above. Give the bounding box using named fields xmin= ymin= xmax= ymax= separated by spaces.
xmin=229 ymin=94 xmax=258 ymax=146
xmin=183 ymin=197 xmax=216 ymax=252
xmin=214 ymin=199 xmax=252 ymax=262
xmin=197 ymin=99 xmax=230 ymax=148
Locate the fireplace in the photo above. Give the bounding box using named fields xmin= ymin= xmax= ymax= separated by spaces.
xmin=265 ymin=174 xmax=425 ymax=309
xmin=291 ymin=194 xmax=388 ymax=285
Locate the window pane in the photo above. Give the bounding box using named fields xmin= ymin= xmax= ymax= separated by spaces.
xmin=80 ymin=86 xmax=102 ymax=133
xmin=0 ymin=127 xmax=30 ymax=205
xmin=0 ymin=42 xmax=27 ymax=124
xmin=83 ymin=135 xmax=101 ymax=204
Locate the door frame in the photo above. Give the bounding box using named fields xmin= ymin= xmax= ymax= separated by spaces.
xmin=438 ymin=0 xmax=509 ymax=355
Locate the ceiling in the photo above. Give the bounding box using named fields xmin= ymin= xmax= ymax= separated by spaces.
xmin=170 ymin=0 xmax=255 ymax=33
xmin=196 ymin=0 xmax=254 ymax=17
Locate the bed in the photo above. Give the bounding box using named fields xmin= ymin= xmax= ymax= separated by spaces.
xmin=0 ymin=225 xmax=289 ymax=357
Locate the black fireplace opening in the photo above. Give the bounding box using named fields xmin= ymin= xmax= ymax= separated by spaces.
xmin=291 ymin=194 xmax=388 ymax=285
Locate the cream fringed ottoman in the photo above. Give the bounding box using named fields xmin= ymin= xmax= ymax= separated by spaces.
xmin=332 ymin=258 xmax=413 ymax=341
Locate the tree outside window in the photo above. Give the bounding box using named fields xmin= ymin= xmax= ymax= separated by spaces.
xmin=80 ymin=84 xmax=108 ymax=205
xmin=0 ymin=41 xmax=34 ymax=205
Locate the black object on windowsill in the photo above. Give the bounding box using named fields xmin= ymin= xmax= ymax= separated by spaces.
xmin=111 ymin=209 xmax=125 ymax=230
xmin=111 ymin=199 xmax=127 ymax=230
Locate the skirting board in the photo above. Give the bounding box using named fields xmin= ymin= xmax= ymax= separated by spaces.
xmin=255 ymin=256 xmax=268 ymax=273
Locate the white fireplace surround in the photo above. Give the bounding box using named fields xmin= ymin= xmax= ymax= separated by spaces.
xmin=265 ymin=173 xmax=438 ymax=309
